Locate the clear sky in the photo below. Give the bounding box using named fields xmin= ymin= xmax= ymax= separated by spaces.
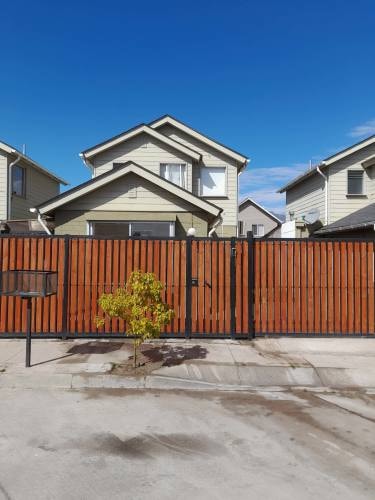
xmin=1 ymin=0 xmax=375 ymax=213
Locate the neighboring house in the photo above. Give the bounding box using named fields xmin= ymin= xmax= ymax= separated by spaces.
xmin=34 ymin=116 xmax=248 ymax=238
xmin=238 ymin=197 xmax=282 ymax=237
xmin=278 ymin=135 xmax=375 ymax=238
xmin=0 ymin=141 xmax=67 ymax=233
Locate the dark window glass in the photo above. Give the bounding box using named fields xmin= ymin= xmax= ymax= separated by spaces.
xmin=347 ymin=171 xmax=364 ymax=195
xmin=131 ymin=222 xmax=172 ymax=237
xmin=12 ymin=166 xmax=26 ymax=197
xmin=91 ymin=222 xmax=130 ymax=238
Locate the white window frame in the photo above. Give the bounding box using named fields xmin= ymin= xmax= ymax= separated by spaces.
xmin=347 ymin=169 xmax=365 ymax=196
xmin=88 ymin=221 xmax=175 ymax=237
xmin=160 ymin=163 xmax=187 ymax=189
xmin=251 ymin=224 xmax=265 ymax=237
xmin=200 ymin=166 xmax=227 ymax=197
xmin=238 ymin=220 xmax=245 ymax=236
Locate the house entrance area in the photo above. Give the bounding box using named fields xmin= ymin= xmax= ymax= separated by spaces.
xmin=89 ymin=221 xmax=175 ymax=238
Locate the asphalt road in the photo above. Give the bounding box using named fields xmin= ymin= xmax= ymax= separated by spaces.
xmin=0 ymin=388 xmax=374 ymax=499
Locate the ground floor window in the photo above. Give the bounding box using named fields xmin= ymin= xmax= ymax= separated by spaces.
xmin=251 ymin=224 xmax=265 ymax=237
xmin=89 ymin=221 xmax=175 ymax=238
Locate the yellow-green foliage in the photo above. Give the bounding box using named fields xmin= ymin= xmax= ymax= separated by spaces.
xmin=96 ymin=271 xmax=174 ymax=365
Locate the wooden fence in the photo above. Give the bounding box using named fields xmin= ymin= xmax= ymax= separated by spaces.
xmin=0 ymin=235 xmax=374 ymax=337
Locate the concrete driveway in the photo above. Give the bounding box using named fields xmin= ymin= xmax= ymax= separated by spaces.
xmin=0 ymin=388 xmax=374 ymax=499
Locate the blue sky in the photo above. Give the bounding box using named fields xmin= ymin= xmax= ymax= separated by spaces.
xmin=1 ymin=0 xmax=375 ymax=212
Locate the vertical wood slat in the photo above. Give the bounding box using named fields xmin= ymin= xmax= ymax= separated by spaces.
xmin=0 ymin=235 xmax=374 ymax=338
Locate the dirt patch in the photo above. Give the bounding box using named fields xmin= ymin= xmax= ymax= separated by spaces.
xmin=110 ymin=343 xmax=207 ymax=377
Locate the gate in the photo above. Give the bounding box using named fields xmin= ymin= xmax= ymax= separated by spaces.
xmin=0 ymin=234 xmax=374 ymax=337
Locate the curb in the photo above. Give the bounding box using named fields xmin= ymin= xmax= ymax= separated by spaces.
xmin=1 ymin=364 xmax=375 ymax=391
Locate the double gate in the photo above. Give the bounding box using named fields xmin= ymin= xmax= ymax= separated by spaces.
xmin=0 ymin=234 xmax=374 ymax=337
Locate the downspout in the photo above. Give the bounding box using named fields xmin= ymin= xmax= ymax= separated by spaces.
xmin=316 ymin=164 xmax=328 ymax=225
xmin=208 ymin=214 xmax=223 ymax=237
xmin=79 ymin=153 xmax=94 ymax=178
xmin=7 ymin=154 xmax=22 ymax=219
xmin=29 ymin=207 xmax=51 ymax=235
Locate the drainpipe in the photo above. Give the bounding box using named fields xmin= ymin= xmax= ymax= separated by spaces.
xmin=208 ymin=214 xmax=223 ymax=237
xmin=79 ymin=153 xmax=94 ymax=177
xmin=7 ymin=154 xmax=22 ymax=219
xmin=29 ymin=207 xmax=51 ymax=235
xmin=316 ymin=164 xmax=328 ymax=225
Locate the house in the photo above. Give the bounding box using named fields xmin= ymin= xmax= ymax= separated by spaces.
xmin=33 ymin=116 xmax=248 ymax=238
xmin=0 ymin=141 xmax=67 ymax=233
xmin=237 ymin=197 xmax=282 ymax=237
xmin=278 ymin=135 xmax=375 ymax=238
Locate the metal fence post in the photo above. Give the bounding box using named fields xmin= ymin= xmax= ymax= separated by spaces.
xmin=247 ymin=231 xmax=255 ymax=339
xmin=230 ymin=237 xmax=236 ymax=339
xmin=61 ymin=235 xmax=70 ymax=340
xmin=185 ymin=236 xmax=193 ymax=339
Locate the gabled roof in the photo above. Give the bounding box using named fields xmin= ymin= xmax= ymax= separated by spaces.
xmin=278 ymin=134 xmax=375 ymax=193
xmin=80 ymin=123 xmax=201 ymax=161
xmin=314 ymin=202 xmax=375 ymax=235
xmin=35 ymin=161 xmax=222 ymax=217
xmin=239 ymin=197 xmax=282 ymax=224
xmin=149 ymin=115 xmax=249 ymax=166
xmin=0 ymin=140 xmax=68 ymax=185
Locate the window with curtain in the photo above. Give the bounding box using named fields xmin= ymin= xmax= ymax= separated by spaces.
xmin=200 ymin=166 xmax=226 ymax=196
xmin=251 ymin=224 xmax=264 ymax=237
xmin=160 ymin=164 xmax=186 ymax=188
xmin=347 ymin=170 xmax=364 ymax=195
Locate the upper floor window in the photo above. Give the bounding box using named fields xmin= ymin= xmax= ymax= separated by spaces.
xmin=347 ymin=170 xmax=364 ymax=195
xmin=160 ymin=163 xmax=186 ymax=188
xmin=12 ymin=165 xmax=26 ymax=197
xmin=252 ymin=224 xmax=264 ymax=237
xmin=200 ymin=166 xmax=226 ymax=197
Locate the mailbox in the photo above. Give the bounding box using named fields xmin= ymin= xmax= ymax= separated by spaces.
xmin=0 ymin=270 xmax=58 ymax=368
xmin=0 ymin=270 xmax=57 ymax=298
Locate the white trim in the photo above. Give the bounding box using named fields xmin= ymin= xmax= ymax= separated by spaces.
xmin=37 ymin=162 xmax=221 ymax=217
xmin=82 ymin=125 xmax=201 ymax=161
xmin=150 ymin=116 xmax=248 ymax=165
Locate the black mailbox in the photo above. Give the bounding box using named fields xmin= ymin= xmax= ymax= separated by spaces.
xmin=0 ymin=270 xmax=58 ymax=367
xmin=0 ymin=270 xmax=57 ymax=298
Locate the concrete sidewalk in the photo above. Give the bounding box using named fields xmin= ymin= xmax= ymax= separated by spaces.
xmin=0 ymin=337 xmax=375 ymax=390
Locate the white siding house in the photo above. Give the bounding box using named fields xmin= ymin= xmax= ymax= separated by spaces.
xmin=278 ymin=135 xmax=375 ymax=237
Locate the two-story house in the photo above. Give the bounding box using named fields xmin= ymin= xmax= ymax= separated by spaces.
xmin=278 ymin=135 xmax=375 ymax=238
xmin=33 ymin=116 xmax=248 ymax=237
xmin=0 ymin=141 xmax=67 ymax=232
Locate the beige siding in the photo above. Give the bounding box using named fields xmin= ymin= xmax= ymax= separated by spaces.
xmin=10 ymin=158 xmax=60 ymax=219
xmin=327 ymin=143 xmax=375 ymax=223
xmin=65 ymin=174 xmax=205 ymax=213
xmin=285 ymin=173 xmax=325 ymax=224
xmin=157 ymin=124 xmax=239 ymax=228
xmin=91 ymin=133 xmax=193 ymax=191
xmin=54 ymin=210 xmax=208 ymax=237
xmin=0 ymin=152 xmax=8 ymax=219
xmin=238 ymin=202 xmax=279 ymax=237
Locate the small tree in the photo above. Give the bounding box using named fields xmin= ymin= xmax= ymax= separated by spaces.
xmin=96 ymin=271 xmax=174 ymax=368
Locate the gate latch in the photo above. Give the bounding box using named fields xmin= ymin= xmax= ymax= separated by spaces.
xmin=191 ymin=278 xmax=198 ymax=286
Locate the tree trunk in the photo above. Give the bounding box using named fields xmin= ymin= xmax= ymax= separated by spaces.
xmin=133 ymin=341 xmax=137 ymax=368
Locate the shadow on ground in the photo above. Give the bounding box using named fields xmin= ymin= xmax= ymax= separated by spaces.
xmin=142 ymin=345 xmax=207 ymax=367
xmin=67 ymin=341 xmax=125 ymax=355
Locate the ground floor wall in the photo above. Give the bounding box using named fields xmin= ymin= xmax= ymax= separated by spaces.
xmin=53 ymin=210 xmax=210 ymax=237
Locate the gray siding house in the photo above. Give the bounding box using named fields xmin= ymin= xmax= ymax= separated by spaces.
xmin=238 ymin=198 xmax=282 ymax=237
xmin=34 ymin=116 xmax=248 ymax=238
xmin=0 ymin=141 xmax=67 ymax=232
xmin=278 ymin=135 xmax=375 ymax=238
